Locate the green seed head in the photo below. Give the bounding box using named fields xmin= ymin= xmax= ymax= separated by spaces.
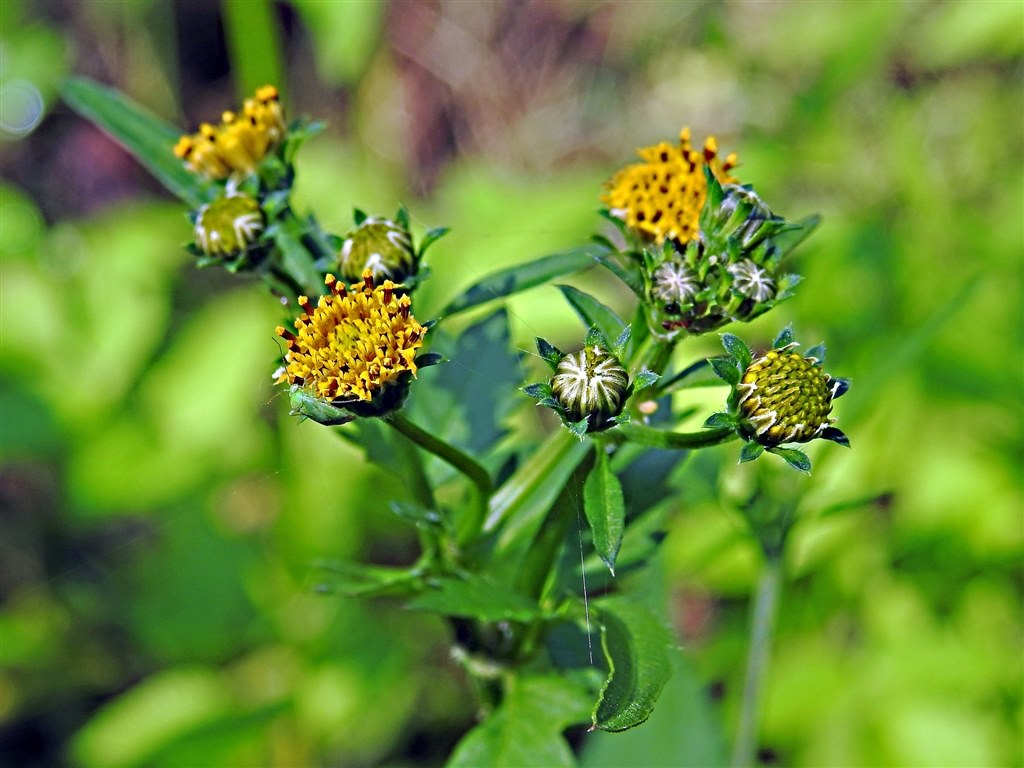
xmin=194 ymin=194 xmax=264 ymax=257
xmin=338 ymin=218 xmax=416 ymax=284
xmin=736 ymin=349 xmax=837 ymax=446
xmin=550 ymin=345 xmax=629 ymax=430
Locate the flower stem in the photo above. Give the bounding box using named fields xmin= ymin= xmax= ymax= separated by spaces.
xmin=384 ymin=413 xmax=493 ymax=545
xmin=731 ymin=552 xmax=783 ymax=768
xmin=611 ymin=423 xmax=737 ymax=450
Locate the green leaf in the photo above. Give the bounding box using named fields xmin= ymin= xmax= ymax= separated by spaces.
xmin=389 ymin=500 xmax=444 ymax=529
xmin=407 ymin=575 xmax=547 ymax=622
xmin=441 ymin=246 xmax=599 ymax=318
xmin=739 ymin=441 xmax=765 ymax=463
xmin=769 ymin=446 xmax=811 ymax=473
xmin=721 ymin=333 xmax=752 ymax=369
xmin=536 ymin=337 xmax=564 ymax=370
xmin=557 ymin=285 xmax=627 ymax=351
xmin=804 ymin=343 xmax=826 ymax=365
xmin=772 ymin=326 xmax=795 ymax=349
xmin=584 ymin=449 xmax=626 ymax=575
xmin=268 ymin=226 xmax=327 ymax=299
xmin=591 ymin=248 xmax=644 ymax=297
xmin=567 ymin=417 xmax=591 ymax=441
xmin=708 ymin=355 xmax=740 ymax=386
xmin=418 ymin=226 xmax=450 ymax=257
xmin=702 ymin=412 xmax=734 ymax=430
xmin=592 ymin=598 xmax=675 ymax=731
xmin=820 ymin=427 xmax=851 ymax=447
xmin=772 ymin=213 xmax=821 ymax=257
xmin=523 ymin=382 xmax=552 ymax=400
xmin=312 ymin=560 xmax=422 ymax=598
xmin=60 ymin=77 xmax=210 ymax=208
xmin=631 ymin=369 xmax=659 ymax=392
xmin=449 ymin=675 xmax=594 ymax=768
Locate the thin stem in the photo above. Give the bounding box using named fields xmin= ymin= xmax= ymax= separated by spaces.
xmin=731 ymin=553 xmax=783 ymax=768
xmin=384 ymin=413 xmax=493 ymax=545
xmin=610 ymin=423 xmax=737 ymax=450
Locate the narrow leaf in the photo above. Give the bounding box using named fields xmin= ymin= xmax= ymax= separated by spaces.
xmin=60 ymin=77 xmax=209 ymax=207
xmin=536 ymin=337 xmax=563 ymax=370
xmin=593 ymin=598 xmax=675 ymax=731
xmin=389 ymin=500 xmax=444 ymax=529
xmin=408 ymin=575 xmax=547 ymax=622
xmin=441 ymin=247 xmax=599 ymax=317
xmin=591 ymin=248 xmax=644 ymax=297
xmin=702 ymin=412 xmax=734 ymax=430
xmin=557 ymin=285 xmax=626 ymax=351
xmin=584 ymin=449 xmax=626 ymax=574
xmin=772 ymin=326 xmax=795 ymax=349
xmin=312 ymin=560 xmax=422 ymax=598
xmin=772 ymin=213 xmax=821 ymax=257
xmin=418 ymin=225 xmax=450 ymax=257
xmin=522 ymin=382 xmax=552 ymax=400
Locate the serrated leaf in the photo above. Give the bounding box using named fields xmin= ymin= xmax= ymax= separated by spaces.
xmin=739 ymin=441 xmax=765 ymax=463
xmin=557 ymin=285 xmax=626 ymax=351
xmin=592 ymin=598 xmax=675 ymax=731
xmin=407 ymin=575 xmax=546 ymax=622
xmin=721 ymin=333 xmax=752 ymax=369
xmin=60 ymin=77 xmax=211 ymax=208
xmin=708 ymin=356 xmax=740 ymax=386
xmin=585 ymin=326 xmax=605 ymax=347
xmin=770 ymin=446 xmax=811 ymax=473
xmin=631 ymin=368 xmax=660 ymax=392
xmin=612 ymin=326 xmax=632 ymax=357
xmin=441 ymin=246 xmax=599 ymax=317
xmin=567 ymin=417 xmax=590 ymax=441
xmin=448 ymin=675 xmax=593 ymax=768
xmin=536 ymin=337 xmax=563 ymax=370
xmin=522 ymin=382 xmax=551 ymax=400
xmin=584 ymin=449 xmax=625 ymax=575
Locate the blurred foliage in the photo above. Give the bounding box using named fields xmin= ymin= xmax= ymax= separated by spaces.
xmin=1 ymin=1 xmax=1021 ymax=766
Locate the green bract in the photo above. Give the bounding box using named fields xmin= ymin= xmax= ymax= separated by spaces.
xmin=705 ymin=328 xmax=850 ymax=472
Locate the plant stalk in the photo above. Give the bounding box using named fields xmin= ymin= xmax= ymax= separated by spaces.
xmin=384 ymin=413 xmax=493 ymax=545
xmin=731 ymin=552 xmax=783 ymax=768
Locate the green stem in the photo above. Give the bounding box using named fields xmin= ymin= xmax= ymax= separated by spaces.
xmin=731 ymin=553 xmax=783 ymax=768
xmin=611 ymin=423 xmax=737 ymax=450
xmin=384 ymin=414 xmax=493 ymax=545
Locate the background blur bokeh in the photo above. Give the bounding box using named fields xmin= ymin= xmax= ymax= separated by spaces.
xmin=1 ymin=1 xmax=1021 ymax=766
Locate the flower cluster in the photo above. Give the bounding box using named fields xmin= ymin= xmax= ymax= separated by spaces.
xmin=275 ymin=270 xmax=428 ymax=422
xmin=602 ymin=127 xmax=739 ymax=245
xmin=173 ymin=85 xmax=286 ymax=179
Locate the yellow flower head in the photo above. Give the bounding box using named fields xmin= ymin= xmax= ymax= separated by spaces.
xmin=174 ymin=85 xmax=286 ymax=180
xmin=275 ymin=270 xmax=426 ymax=405
xmin=602 ymin=127 xmax=739 ymax=245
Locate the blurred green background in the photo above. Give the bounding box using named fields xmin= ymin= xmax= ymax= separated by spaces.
xmin=1 ymin=1 xmax=1021 ymax=766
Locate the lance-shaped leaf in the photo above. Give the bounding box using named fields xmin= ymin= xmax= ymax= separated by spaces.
xmin=769 ymin=446 xmax=812 ymax=474
xmin=60 ymin=77 xmax=210 ymax=208
xmin=583 ymin=448 xmax=625 ymax=575
xmin=557 ymin=285 xmax=626 ymax=351
xmin=592 ymin=598 xmax=676 ymax=731
xmin=440 ymin=246 xmax=601 ymax=318
xmin=311 ymin=560 xmax=423 ymax=598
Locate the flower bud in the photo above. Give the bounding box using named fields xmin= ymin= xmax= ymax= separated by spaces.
xmin=550 ymin=345 xmax=629 ymax=430
xmin=707 ymin=184 xmax=776 ymax=249
xmin=736 ymin=348 xmax=838 ymax=446
xmin=338 ymin=217 xmax=416 ymax=284
xmin=194 ymin=194 xmax=264 ymax=258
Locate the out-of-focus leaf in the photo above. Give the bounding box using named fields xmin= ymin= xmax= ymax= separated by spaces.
xmin=440 ymin=247 xmax=599 ymax=318
xmin=222 ymin=0 xmax=284 ymax=98
xmin=592 ymin=598 xmax=675 ymax=731
xmin=584 ymin=449 xmax=625 ymax=575
xmin=313 ymin=560 xmax=423 ymax=598
xmin=407 ymin=575 xmax=546 ymax=622
xmin=449 ymin=674 xmax=593 ymax=767
xmin=557 ymin=285 xmax=627 ymax=351
xmin=60 ymin=77 xmax=209 ymax=207
xmin=292 ymin=0 xmax=384 ymax=86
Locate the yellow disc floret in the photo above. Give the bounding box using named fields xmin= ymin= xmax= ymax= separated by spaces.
xmin=174 ymin=85 xmax=286 ymax=179
xmin=602 ymin=127 xmax=739 ymax=245
xmin=275 ymin=270 xmax=426 ymax=403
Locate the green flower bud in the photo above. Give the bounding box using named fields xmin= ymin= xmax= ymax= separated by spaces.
xmin=194 ymin=194 xmax=264 ymax=257
xmin=727 ymin=259 xmax=776 ymax=303
xmin=338 ymin=217 xmax=416 ymax=284
xmin=709 ymin=184 xmax=776 ymax=248
xmin=550 ymin=345 xmax=629 ymax=431
xmin=736 ymin=347 xmax=839 ymax=446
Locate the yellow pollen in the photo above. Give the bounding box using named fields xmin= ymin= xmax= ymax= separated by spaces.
xmin=275 ymin=270 xmax=426 ymax=403
xmin=601 ymin=127 xmax=739 ymax=245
